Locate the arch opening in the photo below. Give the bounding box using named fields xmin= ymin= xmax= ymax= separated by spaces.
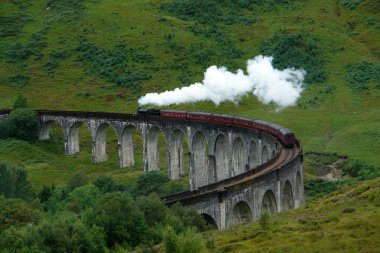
xmin=215 ymin=134 xmax=229 ymax=181
xmin=192 ymin=131 xmax=210 ymax=188
xmin=146 ymin=126 xmax=166 ymax=172
xmin=201 ymin=213 xmax=218 ymax=230
xmin=248 ymin=141 xmax=259 ymax=169
xmin=232 ymin=201 xmax=253 ymax=225
xmin=282 ymin=181 xmax=294 ymax=211
xmin=39 ymin=121 xmax=65 ymax=154
xmin=232 ymin=137 xmax=245 ymax=175
xmin=169 ymin=129 xmax=189 ymax=180
xmin=262 ymin=145 xmax=270 ymax=163
xmin=262 ymin=190 xmax=277 ymax=215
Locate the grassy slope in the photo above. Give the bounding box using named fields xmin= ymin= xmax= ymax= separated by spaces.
xmin=205 ymin=176 xmax=380 ymax=253
xmin=0 ymin=0 xmax=379 ymax=188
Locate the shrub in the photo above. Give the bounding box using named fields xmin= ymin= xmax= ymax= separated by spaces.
xmin=66 ymin=172 xmax=88 ymax=192
xmin=13 ymin=94 xmax=28 ymax=109
xmin=14 ymin=168 xmax=35 ymax=201
xmin=259 ymin=32 xmax=327 ymax=84
xmin=176 ymin=227 xmax=205 ymax=253
xmin=259 ymin=210 xmax=270 ymax=230
xmin=0 ymin=162 xmax=35 ymax=201
xmin=0 ymin=162 xmax=14 ymax=198
xmin=76 ymin=38 xmax=152 ymax=92
xmin=0 ymin=121 xmax=9 ymax=139
xmin=132 ymin=171 xmax=169 ymax=197
xmin=7 ymin=108 xmax=40 ymax=141
xmin=170 ymin=203 xmax=207 ymax=232
xmin=93 ymin=192 xmax=149 ymax=248
xmin=342 ymin=159 xmax=380 ymax=180
xmin=9 ymin=73 xmax=30 ymax=88
xmin=343 ymin=0 xmax=364 ymax=9
xmin=304 ymin=179 xmax=345 ymax=199
xmin=346 ymin=61 xmax=380 ymax=90
xmin=163 ymin=226 xmax=205 ymax=253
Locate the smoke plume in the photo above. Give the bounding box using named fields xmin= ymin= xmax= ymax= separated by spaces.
xmin=138 ymin=55 xmax=306 ymax=109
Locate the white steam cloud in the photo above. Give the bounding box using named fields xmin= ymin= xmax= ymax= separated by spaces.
xmin=138 ymin=55 xmax=306 ymax=109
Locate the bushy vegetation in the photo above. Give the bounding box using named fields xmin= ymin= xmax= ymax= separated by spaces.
xmin=342 ymin=0 xmax=364 ymax=9
xmin=0 ymin=108 xmax=40 ymax=141
xmin=46 ymin=0 xmax=87 ymax=22
xmin=0 ymin=14 xmax=33 ymax=38
xmin=9 ymin=72 xmax=30 ymax=88
xmin=305 ymin=153 xmax=380 ymax=199
xmin=260 ymin=32 xmax=327 ymax=84
xmin=304 ymin=178 xmax=345 ymax=199
xmin=0 ymin=162 xmax=34 ymax=201
xmin=163 ymin=0 xmax=255 ymax=25
xmin=346 ymin=61 xmax=380 ymax=90
xmin=0 ymin=165 xmax=208 ymax=252
xmin=341 ymin=159 xmax=380 ymax=180
xmin=76 ymin=38 xmax=152 ymax=93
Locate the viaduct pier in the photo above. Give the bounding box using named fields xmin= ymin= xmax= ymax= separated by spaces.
xmin=0 ymin=109 xmax=305 ymax=229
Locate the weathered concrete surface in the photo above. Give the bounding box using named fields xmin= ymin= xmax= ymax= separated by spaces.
xmin=0 ymin=109 xmax=304 ymax=228
xmin=179 ymin=156 xmax=305 ymax=229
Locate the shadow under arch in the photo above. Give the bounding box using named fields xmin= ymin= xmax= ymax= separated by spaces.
xmin=169 ymin=128 xmax=189 ymax=180
xmin=215 ymin=134 xmax=229 ymax=181
xmin=248 ymin=140 xmax=259 ymax=169
xmin=192 ymin=131 xmax=210 ymax=188
xmin=201 ymin=213 xmax=218 ymax=230
xmin=146 ymin=126 xmax=167 ymax=172
xmin=262 ymin=189 xmax=277 ymax=214
xmin=232 ymin=137 xmax=245 ymax=175
xmin=232 ymin=201 xmax=253 ymax=225
xmin=282 ymin=180 xmax=294 ymax=211
xmin=39 ymin=120 xmax=65 ymax=154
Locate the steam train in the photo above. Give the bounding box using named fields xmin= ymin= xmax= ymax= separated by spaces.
xmin=137 ymin=109 xmax=296 ymax=148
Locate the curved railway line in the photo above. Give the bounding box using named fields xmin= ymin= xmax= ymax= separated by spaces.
xmin=0 ymin=108 xmax=305 ymax=229
xmin=165 ymin=142 xmax=301 ymax=205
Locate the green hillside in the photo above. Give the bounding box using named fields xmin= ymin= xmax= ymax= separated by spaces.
xmin=205 ymin=176 xmax=380 ymax=253
xmin=1 ymin=0 xmax=380 ymax=189
xmin=0 ymin=0 xmax=380 ymax=252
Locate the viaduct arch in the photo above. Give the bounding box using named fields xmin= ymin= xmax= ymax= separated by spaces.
xmin=0 ymin=109 xmax=305 ymax=229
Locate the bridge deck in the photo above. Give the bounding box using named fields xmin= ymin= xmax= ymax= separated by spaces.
xmin=165 ymin=144 xmax=300 ymax=205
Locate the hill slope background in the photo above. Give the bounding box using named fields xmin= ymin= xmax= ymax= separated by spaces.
xmin=0 ymin=0 xmax=380 ymax=184
xmin=0 ymin=0 xmax=380 ymax=252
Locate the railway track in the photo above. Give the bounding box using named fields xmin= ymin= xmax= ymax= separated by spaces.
xmin=165 ymin=144 xmax=300 ymax=205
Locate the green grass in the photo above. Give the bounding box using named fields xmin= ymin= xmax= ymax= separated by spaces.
xmin=0 ymin=0 xmax=379 ymax=186
xmin=204 ymin=176 xmax=380 ymax=253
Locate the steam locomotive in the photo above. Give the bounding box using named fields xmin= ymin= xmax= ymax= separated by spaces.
xmin=137 ymin=109 xmax=296 ymax=148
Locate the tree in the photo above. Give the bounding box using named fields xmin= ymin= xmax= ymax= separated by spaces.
xmin=13 ymin=94 xmax=28 ymax=109
xmin=65 ymin=185 xmax=101 ymax=214
xmin=133 ymin=171 xmax=169 ymax=197
xmin=7 ymin=108 xmax=40 ymax=141
xmin=14 ymin=168 xmax=34 ymax=201
xmin=94 ymin=192 xmax=149 ymax=248
xmin=67 ymin=172 xmax=88 ymax=192
xmin=0 ymin=162 xmax=14 ymax=198
xmin=136 ymin=194 xmax=170 ymax=227
xmin=171 ymin=203 xmax=206 ymax=232
xmin=0 ymin=120 xmax=9 ymax=139
xmin=0 ymin=197 xmax=40 ymax=231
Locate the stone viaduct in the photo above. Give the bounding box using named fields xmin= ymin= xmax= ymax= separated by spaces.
xmin=0 ymin=109 xmax=305 ymax=229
